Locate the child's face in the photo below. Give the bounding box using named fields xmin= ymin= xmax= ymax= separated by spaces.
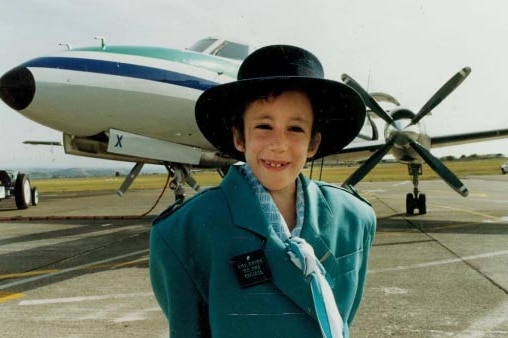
xmin=233 ymin=90 xmax=321 ymax=195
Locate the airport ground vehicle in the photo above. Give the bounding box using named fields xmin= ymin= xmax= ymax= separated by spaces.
xmin=501 ymin=161 xmax=508 ymax=174
xmin=0 ymin=170 xmax=38 ymax=209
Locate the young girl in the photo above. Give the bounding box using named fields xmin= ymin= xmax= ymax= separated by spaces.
xmin=150 ymin=45 xmax=376 ymax=338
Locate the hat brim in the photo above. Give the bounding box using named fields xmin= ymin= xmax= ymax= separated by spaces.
xmin=195 ymin=77 xmax=366 ymax=161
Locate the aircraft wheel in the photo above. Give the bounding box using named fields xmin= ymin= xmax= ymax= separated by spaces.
xmin=169 ymin=179 xmax=178 ymax=190
xmin=15 ymin=174 xmax=32 ymax=209
xmin=417 ymin=193 xmax=426 ymax=215
xmin=31 ymin=187 xmax=39 ymax=206
xmin=406 ymin=193 xmax=415 ymax=215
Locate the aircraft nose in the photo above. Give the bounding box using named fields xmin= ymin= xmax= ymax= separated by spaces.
xmin=0 ymin=66 xmax=35 ymax=110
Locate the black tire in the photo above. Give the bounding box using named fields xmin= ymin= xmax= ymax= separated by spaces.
xmin=15 ymin=174 xmax=32 ymax=209
xmin=0 ymin=170 xmax=13 ymax=186
xmin=31 ymin=187 xmax=39 ymax=206
xmin=169 ymin=180 xmax=178 ymax=190
xmin=417 ymin=193 xmax=427 ymax=215
xmin=406 ymin=193 xmax=415 ymax=215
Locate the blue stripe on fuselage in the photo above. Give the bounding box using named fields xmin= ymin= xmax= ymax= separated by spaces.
xmin=22 ymin=57 xmax=219 ymax=91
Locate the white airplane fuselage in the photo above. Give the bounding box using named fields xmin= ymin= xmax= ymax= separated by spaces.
xmin=0 ymin=39 xmax=381 ymax=167
xmin=13 ymin=46 xmax=240 ymax=152
xmin=0 ymin=39 xmax=264 ymax=167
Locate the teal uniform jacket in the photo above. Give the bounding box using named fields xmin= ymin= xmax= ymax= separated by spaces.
xmin=150 ymin=166 xmax=376 ymax=338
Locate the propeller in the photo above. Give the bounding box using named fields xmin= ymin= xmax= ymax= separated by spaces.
xmin=342 ymin=74 xmax=394 ymax=125
xmin=342 ymin=67 xmax=471 ymax=197
xmin=343 ymin=139 xmax=394 ymax=187
xmin=411 ymin=67 xmax=471 ymax=125
xmin=408 ymin=140 xmax=468 ymax=196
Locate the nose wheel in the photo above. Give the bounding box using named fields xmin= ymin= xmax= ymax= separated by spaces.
xmin=406 ymin=163 xmax=427 ymax=215
xmin=406 ymin=192 xmax=426 ymax=215
xmin=166 ymin=163 xmax=200 ymax=202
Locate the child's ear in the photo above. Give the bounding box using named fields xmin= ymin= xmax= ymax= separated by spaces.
xmin=307 ymin=132 xmax=321 ymax=158
xmin=233 ymin=127 xmax=245 ymax=152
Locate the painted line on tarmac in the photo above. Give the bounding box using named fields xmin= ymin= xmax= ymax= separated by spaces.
xmin=18 ymin=292 xmax=153 ymax=306
xmin=454 ymin=300 xmax=508 ymax=338
xmin=430 ymin=204 xmax=501 ymax=221
xmin=0 ymin=249 xmax=148 ymax=290
xmin=113 ymin=306 xmax=162 ymax=323
xmin=87 ymin=257 xmax=148 ymax=270
xmin=0 ymin=227 xmax=138 ymax=254
xmin=0 ymin=291 xmax=25 ymax=303
xmin=369 ymin=249 xmax=508 ymax=274
xmin=0 ymin=269 xmax=60 ymax=280
xmin=392 ymin=181 xmax=410 ymax=187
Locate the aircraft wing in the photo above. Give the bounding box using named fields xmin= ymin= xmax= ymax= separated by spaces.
xmin=327 ymin=127 xmax=508 ymax=162
xmin=430 ymin=128 xmax=508 ymax=148
xmin=325 ymin=140 xmax=386 ymax=162
xmin=23 ymin=141 xmax=63 ymax=146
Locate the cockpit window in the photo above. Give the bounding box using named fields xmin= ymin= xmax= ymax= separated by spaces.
xmin=214 ymin=42 xmax=249 ymax=61
xmin=188 ymin=38 xmax=250 ymax=61
xmin=188 ymin=38 xmax=218 ymax=53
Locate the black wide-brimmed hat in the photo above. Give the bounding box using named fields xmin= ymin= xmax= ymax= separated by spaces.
xmin=195 ymin=44 xmax=366 ymax=160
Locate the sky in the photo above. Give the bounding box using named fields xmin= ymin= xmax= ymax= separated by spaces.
xmin=1 ymin=0 xmax=507 ymax=169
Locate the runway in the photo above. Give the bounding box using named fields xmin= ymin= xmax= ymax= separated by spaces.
xmin=0 ymin=175 xmax=507 ymax=337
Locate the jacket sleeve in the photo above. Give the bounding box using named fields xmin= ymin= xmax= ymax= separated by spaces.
xmin=348 ymin=208 xmax=377 ymax=325
xmin=149 ymin=226 xmax=210 ymax=337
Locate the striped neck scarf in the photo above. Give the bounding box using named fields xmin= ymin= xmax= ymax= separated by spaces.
xmin=239 ymin=164 xmax=304 ymax=241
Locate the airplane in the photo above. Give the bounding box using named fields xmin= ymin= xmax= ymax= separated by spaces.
xmin=0 ymin=37 xmax=507 ymax=214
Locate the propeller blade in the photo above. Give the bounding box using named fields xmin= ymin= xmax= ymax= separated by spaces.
xmin=367 ymin=113 xmax=379 ymax=140
xmin=412 ymin=67 xmax=471 ymax=125
xmin=409 ymin=141 xmax=469 ymax=197
xmin=341 ymin=74 xmax=394 ymax=124
xmin=342 ymin=139 xmax=395 ymax=188
xmin=356 ymin=113 xmax=380 ymax=141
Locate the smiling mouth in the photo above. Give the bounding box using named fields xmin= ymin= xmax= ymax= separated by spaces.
xmin=262 ymin=160 xmax=289 ymax=168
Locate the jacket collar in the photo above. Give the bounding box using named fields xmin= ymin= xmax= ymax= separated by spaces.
xmin=221 ymin=165 xmax=271 ymax=238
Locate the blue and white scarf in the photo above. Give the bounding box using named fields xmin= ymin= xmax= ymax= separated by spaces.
xmin=240 ymin=164 xmax=304 ymax=241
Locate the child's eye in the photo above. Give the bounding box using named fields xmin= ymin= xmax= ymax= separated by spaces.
xmin=288 ymin=126 xmax=304 ymax=132
xmin=255 ymin=124 xmax=272 ymax=130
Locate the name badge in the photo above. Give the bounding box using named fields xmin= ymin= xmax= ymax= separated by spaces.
xmin=231 ymin=249 xmax=273 ymax=288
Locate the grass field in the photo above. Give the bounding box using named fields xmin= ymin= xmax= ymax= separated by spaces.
xmin=32 ymin=157 xmax=507 ymax=193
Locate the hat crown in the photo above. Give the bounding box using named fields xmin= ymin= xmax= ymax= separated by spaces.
xmin=238 ymin=45 xmax=324 ymax=81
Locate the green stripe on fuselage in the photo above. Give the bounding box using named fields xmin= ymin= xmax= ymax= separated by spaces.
xmin=73 ymin=46 xmax=240 ymax=78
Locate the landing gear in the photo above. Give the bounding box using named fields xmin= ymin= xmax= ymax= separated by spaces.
xmin=117 ymin=162 xmax=201 ymax=202
xmin=151 ymin=163 xmax=203 ymax=224
xmin=165 ymin=163 xmax=201 ymax=202
xmin=406 ymin=192 xmax=426 ymax=215
xmin=406 ymin=163 xmax=427 ymax=215
xmin=14 ymin=173 xmax=32 ymax=209
xmin=31 ymin=187 xmax=39 ymax=206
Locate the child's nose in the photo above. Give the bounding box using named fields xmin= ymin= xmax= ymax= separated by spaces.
xmin=268 ymin=131 xmax=288 ymax=151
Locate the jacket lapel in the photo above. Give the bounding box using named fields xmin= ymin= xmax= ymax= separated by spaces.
xmin=299 ymin=177 xmax=340 ymax=271
xmin=221 ymin=166 xmax=271 ymax=239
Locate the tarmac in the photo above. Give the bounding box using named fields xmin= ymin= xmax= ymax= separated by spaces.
xmin=0 ymin=175 xmax=507 ymax=337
